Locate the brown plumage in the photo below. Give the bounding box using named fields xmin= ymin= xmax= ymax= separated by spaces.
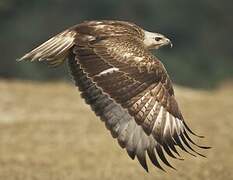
xmin=19 ymin=20 xmax=210 ymax=172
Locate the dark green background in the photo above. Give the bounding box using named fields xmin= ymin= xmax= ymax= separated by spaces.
xmin=0 ymin=0 xmax=232 ymax=88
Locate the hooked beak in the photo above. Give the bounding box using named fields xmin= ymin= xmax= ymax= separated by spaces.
xmin=154 ymin=37 xmax=173 ymax=50
xmin=164 ymin=38 xmax=173 ymax=48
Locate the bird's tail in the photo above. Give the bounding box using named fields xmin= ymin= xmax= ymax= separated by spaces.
xmin=18 ymin=29 xmax=77 ymax=67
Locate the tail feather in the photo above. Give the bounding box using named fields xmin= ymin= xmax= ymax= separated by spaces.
xmin=18 ymin=29 xmax=77 ymax=67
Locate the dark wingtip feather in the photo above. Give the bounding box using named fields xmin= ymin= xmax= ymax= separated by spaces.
xmin=162 ymin=144 xmax=183 ymax=160
xmin=173 ymin=132 xmax=197 ymax=157
xmin=183 ymin=129 xmax=211 ymax=149
xmin=202 ymin=146 xmax=212 ymax=149
xmin=156 ymin=145 xmax=176 ymax=170
xmin=163 ymin=127 xmax=183 ymax=159
xmin=136 ymin=152 xmax=149 ymax=172
xmin=147 ymin=148 xmax=166 ymax=172
xmin=183 ymin=121 xmax=204 ymax=138
xmin=180 ymin=133 xmax=207 ymax=158
xmin=127 ymin=149 xmax=136 ymax=160
xmin=138 ymin=161 xmax=149 ymax=172
xmin=167 ymin=139 xmax=182 ymax=157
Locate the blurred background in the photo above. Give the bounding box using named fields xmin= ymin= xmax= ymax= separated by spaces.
xmin=0 ymin=0 xmax=232 ymax=88
xmin=0 ymin=0 xmax=233 ymax=180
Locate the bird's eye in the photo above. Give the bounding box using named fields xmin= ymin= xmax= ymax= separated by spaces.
xmin=155 ymin=37 xmax=162 ymax=41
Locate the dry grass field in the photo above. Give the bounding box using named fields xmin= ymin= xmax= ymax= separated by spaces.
xmin=0 ymin=79 xmax=232 ymax=180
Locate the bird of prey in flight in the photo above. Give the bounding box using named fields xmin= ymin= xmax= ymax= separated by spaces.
xmin=19 ymin=20 xmax=210 ymax=172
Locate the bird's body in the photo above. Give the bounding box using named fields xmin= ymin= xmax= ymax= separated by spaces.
xmin=19 ymin=20 xmax=209 ymax=172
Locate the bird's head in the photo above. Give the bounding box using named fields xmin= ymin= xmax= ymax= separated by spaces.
xmin=143 ymin=30 xmax=172 ymax=50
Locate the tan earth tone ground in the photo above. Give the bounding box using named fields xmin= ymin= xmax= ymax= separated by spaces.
xmin=0 ymin=79 xmax=232 ymax=180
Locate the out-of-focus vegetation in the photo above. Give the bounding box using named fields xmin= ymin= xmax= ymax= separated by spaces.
xmin=0 ymin=0 xmax=232 ymax=88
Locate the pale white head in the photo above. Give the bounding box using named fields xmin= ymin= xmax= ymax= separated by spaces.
xmin=143 ymin=30 xmax=172 ymax=50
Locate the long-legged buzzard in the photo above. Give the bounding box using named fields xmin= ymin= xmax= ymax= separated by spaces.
xmin=19 ymin=20 xmax=210 ymax=172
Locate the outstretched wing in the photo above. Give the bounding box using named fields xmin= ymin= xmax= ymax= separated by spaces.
xmin=70 ymin=33 xmax=209 ymax=171
xmin=18 ymin=30 xmax=77 ymax=67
